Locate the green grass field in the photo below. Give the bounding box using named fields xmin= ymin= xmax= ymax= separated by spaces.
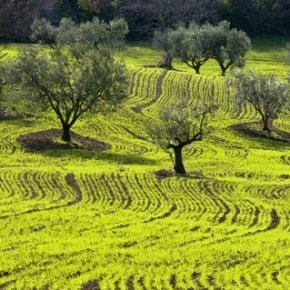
xmin=0 ymin=36 xmax=290 ymax=289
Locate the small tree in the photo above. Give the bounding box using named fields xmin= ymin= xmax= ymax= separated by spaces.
xmin=147 ymin=98 xmax=216 ymax=174
xmin=15 ymin=45 xmax=128 ymax=142
xmin=208 ymin=21 xmax=251 ymax=76
xmin=228 ymin=69 xmax=289 ymax=131
xmin=169 ymin=24 xmax=212 ymax=74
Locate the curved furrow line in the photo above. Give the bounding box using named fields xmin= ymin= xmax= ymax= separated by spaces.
xmin=130 ymin=174 xmax=156 ymax=212
xmin=245 ymin=183 xmax=290 ymax=201
xmin=128 ymin=68 xmax=142 ymax=97
xmin=265 ymin=184 xmax=290 ymax=201
xmin=130 ymin=69 xmax=164 ymax=112
xmin=197 ymin=180 xmax=233 ymax=224
xmin=115 ymin=138 xmax=150 ymax=154
xmin=102 ymin=174 xmax=128 ymax=209
xmin=184 ymin=147 xmax=204 ymax=158
xmin=78 ymin=173 xmax=97 ymax=204
xmin=17 ymin=172 xmax=38 ymax=200
xmin=94 ymin=174 xmax=120 ymax=208
xmin=65 ymin=173 xmax=83 ymax=206
xmin=137 ymin=175 xmax=170 ymax=216
xmin=230 ymin=198 xmax=260 ymax=228
xmin=179 ymin=179 xmax=208 ymax=220
xmin=0 ymin=135 xmax=17 ymax=154
xmin=0 ymin=173 xmax=84 ymax=219
xmin=282 ymin=209 xmax=290 ymax=231
xmin=242 ymin=208 xmax=281 ymax=237
xmin=159 ymin=178 xmax=189 ymax=216
xmin=85 ymin=120 xmax=150 ymax=154
xmin=106 ymin=173 xmax=132 ymax=209
xmin=0 ymin=172 xmax=16 ymax=199
xmin=133 ymin=70 xmax=168 ymax=113
xmin=167 ymin=178 xmax=218 ymax=221
xmin=186 ymin=180 xmax=222 ymax=222
xmin=138 ymin=175 xmax=179 ymax=222
xmin=118 ymin=173 xmax=150 ymax=212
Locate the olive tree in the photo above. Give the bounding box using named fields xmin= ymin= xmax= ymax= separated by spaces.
xmin=11 ymin=17 xmax=129 ymax=142
xmin=228 ymin=70 xmax=289 ymax=131
xmin=208 ymin=21 xmax=251 ymax=76
xmin=153 ymin=23 xmax=211 ymax=72
xmin=147 ymin=98 xmax=217 ymax=174
xmin=15 ymin=45 xmax=127 ymax=142
xmin=169 ymin=24 xmax=212 ymax=74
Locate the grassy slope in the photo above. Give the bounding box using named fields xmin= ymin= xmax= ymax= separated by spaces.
xmin=0 ymin=36 xmax=290 ymax=289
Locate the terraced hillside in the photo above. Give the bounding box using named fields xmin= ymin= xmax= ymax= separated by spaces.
xmin=0 ymin=37 xmax=290 ymax=289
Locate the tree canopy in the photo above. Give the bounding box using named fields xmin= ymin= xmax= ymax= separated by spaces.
xmin=12 ymin=17 xmax=129 ymax=142
xmin=154 ymin=21 xmax=250 ymax=75
xmin=147 ymin=97 xmax=217 ymax=174
xmin=31 ymin=17 xmax=128 ymax=49
xmin=206 ymin=21 xmax=251 ymax=76
xmin=228 ymin=69 xmax=290 ymax=131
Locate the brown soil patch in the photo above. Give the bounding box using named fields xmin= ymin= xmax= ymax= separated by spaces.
xmin=17 ymin=129 xmax=111 ymax=152
xmin=155 ymin=169 xmax=204 ymax=181
xmin=231 ymin=122 xmax=290 ymax=143
xmin=81 ymin=280 xmax=100 ymax=290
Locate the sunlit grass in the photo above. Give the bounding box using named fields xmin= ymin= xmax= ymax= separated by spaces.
xmin=0 ymin=35 xmax=289 ymax=289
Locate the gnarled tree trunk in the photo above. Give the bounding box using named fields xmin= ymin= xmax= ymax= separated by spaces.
xmin=173 ymin=146 xmax=186 ymax=174
xmin=262 ymin=117 xmax=272 ymax=131
xmin=61 ymin=123 xmax=72 ymax=142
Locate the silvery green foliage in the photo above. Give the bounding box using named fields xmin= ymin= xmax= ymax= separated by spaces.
xmin=206 ymin=21 xmax=251 ymax=75
xmin=147 ymin=97 xmax=217 ymax=150
xmin=31 ymin=17 xmax=128 ymax=49
xmin=154 ymin=21 xmax=250 ymax=75
xmin=15 ymin=44 xmax=128 ymax=127
xmin=168 ymin=23 xmax=213 ymax=73
xmin=228 ymin=69 xmax=290 ymax=129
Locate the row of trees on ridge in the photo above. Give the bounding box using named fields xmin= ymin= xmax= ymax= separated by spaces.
xmin=154 ymin=21 xmax=251 ymax=76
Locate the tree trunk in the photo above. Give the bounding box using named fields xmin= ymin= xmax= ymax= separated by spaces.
xmin=221 ymin=68 xmax=226 ymax=77
xmin=194 ymin=64 xmax=201 ymax=74
xmin=173 ymin=146 xmax=186 ymax=174
xmin=157 ymin=53 xmax=173 ymax=70
xmin=61 ymin=124 xmax=72 ymax=142
xmin=262 ymin=117 xmax=271 ymax=131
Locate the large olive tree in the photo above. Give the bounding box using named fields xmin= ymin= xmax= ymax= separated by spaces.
xmin=14 ymin=17 xmax=128 ymax=142
xmin=147 ymin=98 xmax=217 ymax=174
xmin=15 ymin=45 xmax=127 ymax=142
xmin=228 ymin=70 xmax=289 ymax=131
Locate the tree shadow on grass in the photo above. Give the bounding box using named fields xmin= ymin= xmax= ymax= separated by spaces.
xmin=39 ymin=149 xmax=157 ymax=165
xmin=230 ymin=121 xmax=290 ymax=150
xmin=18 ymin=128 xmax=157 ymax=165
